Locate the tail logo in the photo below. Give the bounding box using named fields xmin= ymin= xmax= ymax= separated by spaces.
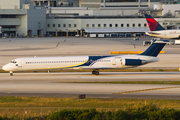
xmin=146 ymin=18 xmax=158 ymax=31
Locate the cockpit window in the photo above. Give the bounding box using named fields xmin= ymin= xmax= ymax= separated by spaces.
xmin=10 ymin=60 xmax=17 ymax=63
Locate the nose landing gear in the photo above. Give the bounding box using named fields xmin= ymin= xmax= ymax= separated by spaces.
xmin=92 ymin=70 xmax=99 ymax=75
xmin=10 ymin=71 xmax=13 ymax=76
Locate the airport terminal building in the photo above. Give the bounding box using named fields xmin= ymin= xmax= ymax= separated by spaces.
xmin=1 ymin=0 xmax=180 ymax=37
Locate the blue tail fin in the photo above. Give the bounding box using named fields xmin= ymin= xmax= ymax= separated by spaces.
xmin=144 ymin=14 xmax=165 ymax=31
xmin=140 ymin=40 xmax=168 ymax=57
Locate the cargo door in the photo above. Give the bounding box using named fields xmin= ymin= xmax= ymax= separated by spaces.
xmin=115 ymin=57 xmax=122 ymax=67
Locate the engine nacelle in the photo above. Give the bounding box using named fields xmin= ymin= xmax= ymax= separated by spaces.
xmin=122 ymin=59 xmax=147 ymax=66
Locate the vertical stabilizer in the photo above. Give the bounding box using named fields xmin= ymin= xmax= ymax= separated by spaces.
xmin=144 ymin=14 xmax=165 ymax=31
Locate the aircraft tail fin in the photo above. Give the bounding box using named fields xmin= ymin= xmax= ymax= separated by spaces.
xmin=144 ymin=14 xmax=165 ymax=31
xmin=140 ymin=40 xmax=168 ymax=57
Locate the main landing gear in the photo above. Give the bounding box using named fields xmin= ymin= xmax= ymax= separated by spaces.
xmin=92 ymin=70 xmax=99 ymax=75
xmin=10 ymin=71 xmax=13 ymax=76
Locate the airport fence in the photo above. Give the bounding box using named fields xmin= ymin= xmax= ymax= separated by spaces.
xmin=0 ymin=107 xmax=123 ymax=119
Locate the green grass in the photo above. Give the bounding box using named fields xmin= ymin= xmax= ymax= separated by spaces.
xmin=1 ymin=97 xmax=180 ymax=109
xmin=59 ymin=81 xmax=180 ymax=85
xmin=1 ymin=97 xmax=180 ymax=119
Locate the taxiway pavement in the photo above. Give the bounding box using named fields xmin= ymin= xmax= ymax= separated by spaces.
xmin=1 ymin=72 xmax=180 ymax=99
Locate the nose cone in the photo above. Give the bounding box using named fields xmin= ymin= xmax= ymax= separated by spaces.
xmin=2 ymin=64 xmax=10 ymax=71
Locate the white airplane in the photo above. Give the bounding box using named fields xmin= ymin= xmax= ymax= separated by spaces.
xmin=145 ymin=14 xmax=180 ymax=39
xmin=2 ymin=40 xmax=168 ymax=76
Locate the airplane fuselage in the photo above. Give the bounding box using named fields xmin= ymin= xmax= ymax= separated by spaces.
xmin=146 ymin=30 xmax=180 ymax=39
xmin=2 ymin=55 xmax=158 ymax=72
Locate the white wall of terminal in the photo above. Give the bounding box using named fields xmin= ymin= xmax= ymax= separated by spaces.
xmin=46 ymin=18 xmax=148 ymax=32
xmin=48 ymin=7 xmax=153 ymax=16
xmin=0 ymin=9 xmax=46 ymax=36
xmin=46 ymin=17 xmax=180 ymax=33
xmin=15 ymin=9 xmax=46 ymax=36
xmin=154 ymin=4 xmax=180 ymax=16
xmin=0 ymin=0 xmax=32 ymax=9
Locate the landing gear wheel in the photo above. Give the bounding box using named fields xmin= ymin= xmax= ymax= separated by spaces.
xmin=95 ymin=71 xmax=99 ymax=75
xmin=10 ymin=73 xmax=13 ymax=76
xmin=92 ymin=70 xmax=99 ymax=75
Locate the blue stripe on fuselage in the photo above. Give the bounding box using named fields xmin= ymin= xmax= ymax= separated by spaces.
xmin=78 ymin=56 xmax=112 ymax=67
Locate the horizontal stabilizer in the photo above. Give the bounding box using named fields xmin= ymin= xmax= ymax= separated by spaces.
xmin=146 ymin=32 xmax=160 ymax=35
xmin=153 ymin=40 xmax=170 ymax=43
xmin=140 ymin=40 xmax=168 ymax=57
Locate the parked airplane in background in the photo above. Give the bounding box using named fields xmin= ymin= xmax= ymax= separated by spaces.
xmin=145 ymin=14 xmax=180 ymax=39
xmin=2 ymin=40 xmax=168 ymax=76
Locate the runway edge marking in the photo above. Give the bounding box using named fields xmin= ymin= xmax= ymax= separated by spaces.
xmin=114 ymin=86 xmax=180 ymax=94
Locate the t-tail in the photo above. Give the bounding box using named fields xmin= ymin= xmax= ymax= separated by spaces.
xmin=144 ymin=14 xmax=165 ymax=31
xmin=140 ymin=40 xmax=169 ymax=57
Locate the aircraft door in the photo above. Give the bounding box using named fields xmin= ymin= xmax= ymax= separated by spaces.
xmin=112 ymin=58 xmax=116 ymax=65
xmin=112 ymin=57 xmax=122 ymax=67
xmin=115 ymin=57 xmax=122 ymax=68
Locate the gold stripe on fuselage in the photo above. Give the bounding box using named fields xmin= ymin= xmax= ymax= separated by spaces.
xmin=23 ymin=59 xmax=88 ymax=71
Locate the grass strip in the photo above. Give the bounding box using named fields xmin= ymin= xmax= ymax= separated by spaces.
xmin=1 ymin=97 xmax=180 ymax=109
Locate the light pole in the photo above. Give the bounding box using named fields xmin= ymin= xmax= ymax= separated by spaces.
xmin=0 ymin=26 xmax=2 ymax=38
xmin=55 ymin=29 xmax=57 ymax=37
xmin=65 ymin=29 xmax=68 ymax=37
xmin=76 ymin=29 xmax=79 ymax=35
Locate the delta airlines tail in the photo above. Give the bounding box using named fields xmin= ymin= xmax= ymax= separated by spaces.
xmin=2 ymin=40 xmax=168 ymax=76
xmin=145 ymin=14 xmax=180 ymax=39
xmin=145 ymin=14 xmax=165 ymax=31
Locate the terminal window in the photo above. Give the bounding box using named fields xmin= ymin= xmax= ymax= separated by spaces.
xmin=133 ymin=24 xmax=135 ymax=27
xmin=47 ymin=24 xmax=50 ymax=27
xmin=104 ymin=24 xmax=106 ymax=27
xmin=92 ymin=24 xmax=95 ymax=27
xmin=98 ymin=24 xmax=101 ymax=27
xmin=138 ymin=24 xmax=141 ymax=27
xmin=86 ymin=24 xmax=89 ymax=27
xmin=58 ymin=24 xmax=61 ymax=27
xmin=144 ymin=23 xmax=147 ymax=27
xmin=127 ymin=24 xmax=129 ymax=27
xmin=109 ymin=24 xmax=112 ymax=27
xmin=74 ymin=24 xmax=77 ymax=27
xmin=121 ymin=24 xmax=123 ymax=27
xmin=69 ymin=24 xmax=71 ymax=27
xmin=63 ymin=24 xmax=66 ymax=27
xmin=115 ymin=24 xmax=118 ymax=27
xmin=53 ymin=24 xmax=55 ymax=27
xmin=1 ymin=15 xmax=16 ymax=18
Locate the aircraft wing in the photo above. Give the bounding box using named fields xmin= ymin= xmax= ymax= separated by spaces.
xmin=81 ymin=66 xmax=113 ymax=69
